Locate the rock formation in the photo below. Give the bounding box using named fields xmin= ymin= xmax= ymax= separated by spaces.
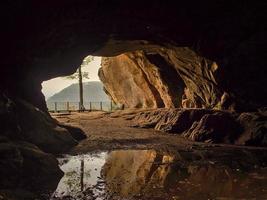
xmin=100 ymin=48 xmax=222 ymax=109
xmin=133 ymin=108 xmax=266 ymax=146
xmin=1 ymin=1 xmax=267 ymax=196
xmin=0 ymin=93 xmax=85 ymax=198
xmin=99 ymin=38 xmax=266 ymax=110
xmin=99 ymin=53 xmax=167 ymax=108
xmin=0 ymin=140 xmax=64 ymax=199
xmin=2 ymin=1 xmax=266 ymax=111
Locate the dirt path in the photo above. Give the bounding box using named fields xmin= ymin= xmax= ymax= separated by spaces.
xmin=52 ymin=109 xmax=197 ymax=154
xmin=51 ymin=110 xmax=267 ymax=155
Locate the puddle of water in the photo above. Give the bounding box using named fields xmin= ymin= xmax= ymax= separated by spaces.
xmin=50 ymin=149 xmax=267 ymax=200
xmin=51 ymin=152 xmax=107 ymax=200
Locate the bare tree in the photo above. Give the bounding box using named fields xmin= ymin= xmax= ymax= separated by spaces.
xmin=66 ymin=56 xmax=94 ymax=111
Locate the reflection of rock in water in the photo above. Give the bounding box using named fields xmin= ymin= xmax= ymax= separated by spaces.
xmin=102 ymin=150 xmax=158 ymax=196
xmin=39 ymin=149 xmax=267 ymax=200
xmin=102 ymin=150 xmax=267 ymax=200
xmin=178 ymin=165 xmax=267 ymax=200
xmin=102 ymin=150 xmax=176 ymax=197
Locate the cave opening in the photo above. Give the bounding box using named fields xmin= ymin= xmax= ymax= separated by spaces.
xmin=1 ymin=1 xmax=267 ymax=200
xmin=41 ymin=56 xmax=116 ymax=112
xmin=2 ymin=45 xmax=267 ymax=200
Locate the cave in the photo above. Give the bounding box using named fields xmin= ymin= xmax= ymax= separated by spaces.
xmin=1 ymin=1 xmax=267 ymax=199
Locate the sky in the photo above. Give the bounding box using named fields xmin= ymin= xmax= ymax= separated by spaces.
xmin=42 ymin=56 xmax=101 ymax=100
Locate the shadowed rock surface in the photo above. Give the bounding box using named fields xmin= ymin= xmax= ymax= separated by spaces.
xmin=183 ymin=112 xmax=240 ymax=143
xmin=133 ymin=109 xmax=266 ymax=146
xmin=0 ymin=94 xmax=85 ymax=199
xmin=0 ymin=140 xmax=63 ymax=199
xmin=0 ymin=94 xmax=80 ymax=154
xmin=237 ymin=111 xmax=267 ymax=146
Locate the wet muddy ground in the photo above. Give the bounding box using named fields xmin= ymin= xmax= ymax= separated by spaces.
xmin=49 ymin=110 xmax=267 ymax=200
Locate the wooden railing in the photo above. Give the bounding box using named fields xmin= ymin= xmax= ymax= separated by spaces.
xmin=46 ymin=101 xmax=121 ymax=112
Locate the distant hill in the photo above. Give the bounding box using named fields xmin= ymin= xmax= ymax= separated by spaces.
xmin=47 ymin=81 xmax=110 ymax=102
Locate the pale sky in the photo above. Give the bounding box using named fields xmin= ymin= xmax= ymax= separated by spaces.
xmin=42 ymin=56 xmax=102 ymax=100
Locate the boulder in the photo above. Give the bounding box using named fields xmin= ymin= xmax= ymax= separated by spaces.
xmin=133 ymin=109 xmax=169 ymax=128
xmin=0 ymin=94 xmax=84 ymax=154
xmin=183 ymin=112 xmax=241 ymax=143
xmin=14 ymin=99 xmax=78 ymax=153
xmin=155 ymin=109 xmax=214 ymax=133
xmin=0 ymin=140 xmax=63 ymax=196
xmin=236 ymin=111 xmax=267 ymax=146
xmin=58 ymin=124 xmax=87 ymax=141
xmin=133 ymin=108 xmax=214 ymax=133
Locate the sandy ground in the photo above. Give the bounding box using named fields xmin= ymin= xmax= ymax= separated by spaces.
xmin=52 ymin=109 xmax=198 ymax=154
xmin=51 ymin=109 xmax=267 ymax=155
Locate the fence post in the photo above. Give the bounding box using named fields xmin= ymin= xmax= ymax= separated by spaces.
xmin=89 ymin=102 xmax=92 ymax=111
xmin=100 ymin=102 xmax=103 ymax=111
xmin=54 ymin=102 xmax=57 ymax=113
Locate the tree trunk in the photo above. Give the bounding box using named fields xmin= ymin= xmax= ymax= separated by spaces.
xmin=78 ymin=66 xmax=85 ymax=111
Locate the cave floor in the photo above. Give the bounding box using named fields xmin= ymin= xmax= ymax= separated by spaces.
xmin=52 ymin=110 xmax=267 ymax=155
xmin=50 ymin=110 xmax=267 ymax=200
xmin=52 ymin=109 xmax=211 ymax=154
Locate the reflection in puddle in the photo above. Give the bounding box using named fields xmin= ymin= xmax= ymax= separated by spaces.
xmin=51 ymin=152 xmax=107 ymax=200
xmin=50 ymin=149 xmax=267 ymax=200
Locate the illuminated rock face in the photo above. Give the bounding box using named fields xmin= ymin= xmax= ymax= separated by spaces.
xmin=100 ymin=48 xmax=222 ymax=109
xmin=99 ymin=54 xmax=165 ymax=108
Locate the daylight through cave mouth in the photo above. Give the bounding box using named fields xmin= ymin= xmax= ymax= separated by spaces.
xmin=42 ymin=56 xmax=117 ymax=112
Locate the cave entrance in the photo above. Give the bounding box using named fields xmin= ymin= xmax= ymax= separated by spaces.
xmin=42 ymin=49 xmax=188 ymax=112
xmin=42 ymin=56 xmax=114 ymax=112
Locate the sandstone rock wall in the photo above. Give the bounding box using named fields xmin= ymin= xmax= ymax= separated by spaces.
xmin=99 ymin=53 xmax=164 ymax=108
xmin=100 ymin=48 xmax=223 ymax=109
xmin=99 ymin=51 xmax=187 ymax=108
